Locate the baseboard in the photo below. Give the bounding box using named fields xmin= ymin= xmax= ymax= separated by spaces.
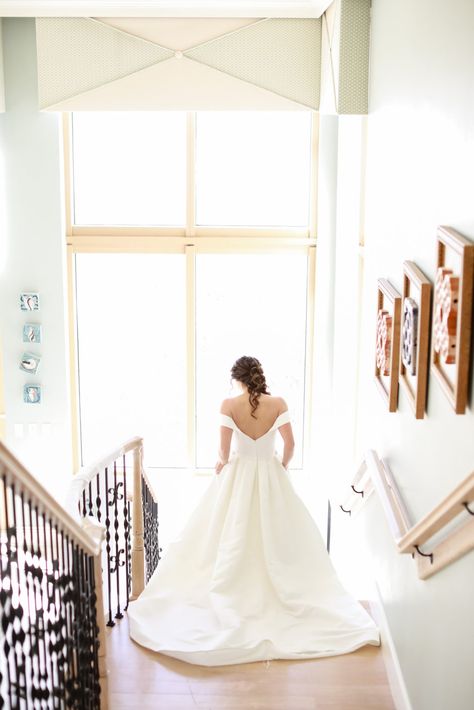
xmin=368 ymin=581 xmax=413 ymax=710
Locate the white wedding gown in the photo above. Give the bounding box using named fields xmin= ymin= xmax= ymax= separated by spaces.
xmin=127 ymin=411 xmax=380 ymax=666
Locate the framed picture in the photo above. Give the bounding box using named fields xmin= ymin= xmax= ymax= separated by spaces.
xmin=20 ymin=293 xmax=40 ymax=311
xmin=19 ymin=352 xmax=41 ymax=375
xmin=23 ymin=323 xmax=42 ymax=344
xmin=431 ymin=226 xmax=474 ymax=413
xmin=399 ymin=261 xmax=432 ymax=419
xmin=374 ymin=278 xmax=402 ymax=412
xmin=23 ymin=385 xmax=41 ymax=404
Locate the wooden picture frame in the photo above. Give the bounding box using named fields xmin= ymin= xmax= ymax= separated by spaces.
xmin=399 ymin=261 xmax=432 ymax=419
xmin=431 ymin=226 xmax=474 ymax=413
xmin=374 ymin=278 xmax=402 ymax=412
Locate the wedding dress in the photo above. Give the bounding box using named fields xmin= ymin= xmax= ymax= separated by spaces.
xmin=127 ymin=410 xmax=380 ymax=666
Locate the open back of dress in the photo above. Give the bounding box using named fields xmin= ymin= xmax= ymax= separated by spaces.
xmin=127 ymin=411 xmax=380 ymax=666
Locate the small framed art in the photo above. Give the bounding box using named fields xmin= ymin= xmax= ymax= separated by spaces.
xmin=19 ymin=352 xmax=41 ymax=375
xmin=374 ymin=278 xmax=402 ymax=412
xmin=23 ymin=324 xmax=42 ymax=344
xmin=431 ymin=226 xmax=474 ymax=413
xmin=20 ymin=293 xmax=40 ymax=311
xmin=24 ymin=385 xmax=41 ymax=404
xmin=399 ymin=261 xmax=432 ymax=419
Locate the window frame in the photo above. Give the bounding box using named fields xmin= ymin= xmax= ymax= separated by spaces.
xmin=63 ymin=111 xmax=319 ymax=473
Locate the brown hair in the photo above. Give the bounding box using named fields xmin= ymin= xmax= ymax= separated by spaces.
xmin=230 ymin=356 xmax=270 ymax=418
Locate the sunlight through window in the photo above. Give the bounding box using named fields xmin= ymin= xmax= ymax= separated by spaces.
xmin=72 ymin=112 xmax=187 ymax=226
xmin=195 ymin=112 xmax=312 ymax=227
xmin=195 ymin=253 xmax=307 ymax=469
xmin=75 ymin=253 xmax=187 ymax=468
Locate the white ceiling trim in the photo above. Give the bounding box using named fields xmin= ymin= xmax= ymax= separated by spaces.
xmin=0 ymin=1 xmax=334 ymax=19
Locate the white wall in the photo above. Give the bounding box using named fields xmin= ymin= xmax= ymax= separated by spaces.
xmin=330 ymin=2 xmax=474 ymax=709
xmin=0 ymin=20 xmax=5 ymax=113
xmin=0 ymin=19 xmax=72 ymax=501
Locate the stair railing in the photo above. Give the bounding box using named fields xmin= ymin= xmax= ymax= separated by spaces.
xmin=0 ymin=440 xmax=108 ymax=709
xmin=339 ymin=449 xmax=474 ymax=579
xmin=66 ymin=437 xmax=161 ymax=628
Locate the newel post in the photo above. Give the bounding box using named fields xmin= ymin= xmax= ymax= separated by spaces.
xmin=130 ymin=441 xmax=145 ymax=600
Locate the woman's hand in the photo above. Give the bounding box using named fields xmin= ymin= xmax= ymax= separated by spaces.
xmin=215 ymin=460 xmax=228 ymax=475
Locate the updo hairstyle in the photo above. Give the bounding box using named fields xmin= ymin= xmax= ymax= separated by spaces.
xmin=230 ymin=356 xmax=271 ymax=418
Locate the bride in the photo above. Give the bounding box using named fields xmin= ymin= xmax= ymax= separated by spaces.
xmin=127 ymin=355 xmax=380 ymax=666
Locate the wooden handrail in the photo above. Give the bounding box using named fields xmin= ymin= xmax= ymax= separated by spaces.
xmin=67 ymin=436 xmax=160 ymax=610
xmin=339 ymin=449 xmax=474 ymax=580
xmin=397 ymin=471 xmax=474 ymax=551
xmin=0 ymin=439 xmax=99 ymax=556
xmin=65 ymin=435 xmax=144 ymax=521
xmin=74 ymin=435 xmax=143 ymax=483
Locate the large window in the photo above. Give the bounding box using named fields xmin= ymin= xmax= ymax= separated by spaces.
xmin=195 ymin=253 xmax=308 ymax=469
xmin=195 ymin=112 xmax=311 ymax=227
xmin=68 ymin=111 xmax=316 ymax=471
xmin=72 ymin=112 xmax=187 ymax=226
xmin=75 ymin=254 xmax=187 ymax=468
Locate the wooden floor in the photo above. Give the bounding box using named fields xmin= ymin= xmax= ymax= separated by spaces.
xmin=106 ymin=610 xmax=395 ymax=710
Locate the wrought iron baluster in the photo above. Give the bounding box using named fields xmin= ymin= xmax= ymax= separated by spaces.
xmin=123 ymin=455 xmax=130 ymax=610
xmin=47 ymin=516 xmax=62 ymax=708
xmin=95 ymin=475 xmax=102 ymax=524
xmin=126 ymin=500 xmax=132 ymax=605
xmin=141 ymin=472 xmax=160 ymax=584
xmin=87 ymin=481 xmax=94 ymax=518
xmin=1 ymin=472 xmax=15 ymax=710
xmin=41 ymin=509 xmax=55 ymax=707
xmin=104 ymin=467 xmax=114 ymax=627
xmin=10 ymin=481 xmax=28 ymax=708
xmin=56 ymin=523 xmax=70 ymax=706
xmin=33 ymin=503 xmax=49 ymax=705
xmin=19 ymin=489 xmax=36 ymax=706
xmin=112 ymin=461 xmax=124 ymax=620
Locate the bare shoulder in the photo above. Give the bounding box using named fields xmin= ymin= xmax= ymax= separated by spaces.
xmin=264 ymin=394 xmax=288 ymax=414
xmin=219 ymin=398 xmax=233 ymax=415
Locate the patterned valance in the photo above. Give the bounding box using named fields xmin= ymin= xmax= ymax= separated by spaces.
xmin=36 ymin=17 xmax=322 ymax=110
xmin=35 ymin=2 xmax=370 ymax=114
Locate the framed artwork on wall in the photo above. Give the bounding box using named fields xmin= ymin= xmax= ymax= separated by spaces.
xmin=431 ymin=226 xmax=474 ymax=414
xmin=23 ymin=323 xmax=42 ymax=344
xmin=19 ymin=352 xmax=41 ymax=375
xmin=374 ymin=278 xmax=402 ymax=412
xmin=20 ymin=293 xmax=40 ymax=311
xmin=399 ymin=261 xmax=432 ymax=419
xmin=23 ymin=385 xmax=41 ymax=404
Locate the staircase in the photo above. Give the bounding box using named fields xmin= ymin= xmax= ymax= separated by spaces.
xmin=1 ymin=438 xmax=395 ymax=710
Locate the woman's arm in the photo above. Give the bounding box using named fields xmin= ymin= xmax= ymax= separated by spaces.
xmin=216 ymin=399 xmax=233 ymax=475
xmin=279 ymin=422 xmax=295 ymax=469
xmin=277 ymin=397 xmax=295 ymax=469
xmin=216 ymin=427 xmax=232 ymax=474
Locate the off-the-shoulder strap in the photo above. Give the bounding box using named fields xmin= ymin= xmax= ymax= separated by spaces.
xmin=220 ymin=413 xmax=235 ymax=430
xmin=272 ymin=410 xmax=291 ymax=430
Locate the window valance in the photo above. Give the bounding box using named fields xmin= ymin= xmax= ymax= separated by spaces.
xmin=36 ymin=17 xmax=322 ymax=110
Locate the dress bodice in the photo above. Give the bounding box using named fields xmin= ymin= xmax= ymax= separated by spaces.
xmin=220 ymin=410 xmax=291 ymax=461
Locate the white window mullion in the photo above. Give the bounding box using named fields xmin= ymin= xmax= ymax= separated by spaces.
xmin=186 ymin=111 xmax=196 ymax=239
xmin=309 ymin=111 xmax=319 ymax=239
xmin=185 ymin=244 xmax=196 ymax=468
xmin=303 ymin=244 xmax=317 ymax=470
xmin=185 ymin=112 xmax=197 ymax=468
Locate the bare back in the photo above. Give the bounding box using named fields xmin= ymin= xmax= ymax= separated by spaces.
xmin=221 ymin=393 xmax=287 ymax=441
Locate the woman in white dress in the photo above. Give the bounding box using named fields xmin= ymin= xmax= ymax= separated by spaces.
xmin=127 ymin=356 xmax=380 ymax=666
